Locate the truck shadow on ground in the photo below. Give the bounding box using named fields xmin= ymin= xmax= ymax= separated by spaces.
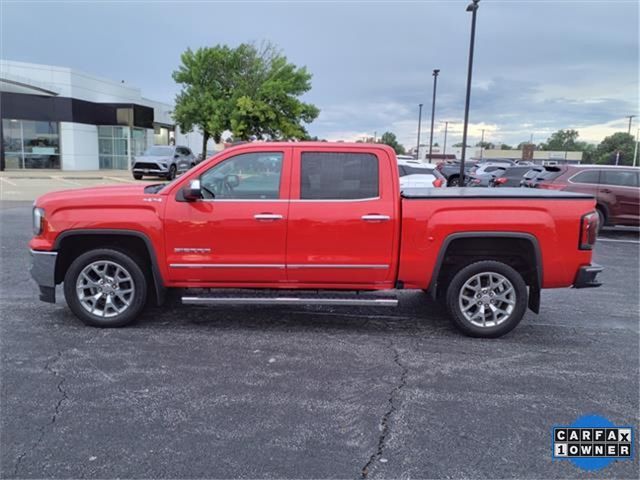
xmin=133 ymin=290 xmax=458 ymax=336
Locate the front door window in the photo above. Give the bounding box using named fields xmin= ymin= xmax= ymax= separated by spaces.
xmin=200 ymin=152 xmax=283 ymax=199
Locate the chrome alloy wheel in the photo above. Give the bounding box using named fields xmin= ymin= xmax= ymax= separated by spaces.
xmin=76 ymin=260 xmax=135 ymax=318
xmin=458 ymin=271 xmax=516 ymax=328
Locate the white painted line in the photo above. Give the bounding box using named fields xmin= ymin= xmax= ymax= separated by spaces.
xmin=0 ymin=177 xmax=17 ymax=187
xmin=52 ymin=176 xmax=82 ymax=186
xmin=103 ymin=176 xmax=137 ymax=184
xmin=597 ymin=238 xmax=640 ymax=245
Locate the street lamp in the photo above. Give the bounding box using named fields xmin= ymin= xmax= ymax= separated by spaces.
xmin=428 ymin=69 xmax=440 ymax=163
xmin=626 ymin=115 xmax=636 ymax=135
xmin=416 ymin=103 xmax=424 ymax=160
xmin=480 ymin=128 xmax=485 ymax=160
xmin=458 ymin=0 xmax=480 ymax=184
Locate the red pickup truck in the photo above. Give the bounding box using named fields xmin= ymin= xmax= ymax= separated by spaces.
xmin=29 ymin=142 xmax=602 ymax=337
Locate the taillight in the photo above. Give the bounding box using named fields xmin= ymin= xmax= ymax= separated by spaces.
xmin=432 ymin=178 xmax=444 ymax=188
xmin=579 ymin=212 xmax=599 ymax=250
xmin=494 ymin=177 xmax=507 ymax=185
xmin=538 ymin=182 xmax=565 ymax=190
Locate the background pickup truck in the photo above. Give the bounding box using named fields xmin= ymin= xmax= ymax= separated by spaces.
xmin=29 ymin=142 xmax=602 ymax=337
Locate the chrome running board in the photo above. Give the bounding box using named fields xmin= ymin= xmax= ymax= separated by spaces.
xmin=181 ymin=293 xmax=398 ymax=307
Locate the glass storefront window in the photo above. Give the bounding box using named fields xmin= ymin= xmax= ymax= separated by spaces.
xmin=97 ymin=125 xmax=146 ymax=170
xmin=2 ymin=119 xmax=61 ymax=169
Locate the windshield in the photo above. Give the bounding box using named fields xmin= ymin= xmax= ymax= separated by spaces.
xmin=142 ymin=146 xmax=174 ymax=156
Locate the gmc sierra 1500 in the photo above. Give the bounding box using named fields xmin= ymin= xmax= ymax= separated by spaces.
xmin=29 ymin=142 xmax=602 ymax=337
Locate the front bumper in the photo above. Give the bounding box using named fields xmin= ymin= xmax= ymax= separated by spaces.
xmin=573 ymin=263 xmax=603 ymax=289
xmin=29 ymin=249 xmax=57 ymax=303
xmin=132 ymin=164 xmax=169 ymax=175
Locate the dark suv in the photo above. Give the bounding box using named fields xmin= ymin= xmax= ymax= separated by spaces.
xmin=537 ymin=165 xmax=640 ymax=228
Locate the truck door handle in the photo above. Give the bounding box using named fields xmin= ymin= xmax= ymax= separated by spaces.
xmin=601 ymin=188 xmax=612 ymax=194
xmin=361 ymin=214 xmax=390 ymax=222
xmin=254 ymin=213 xmax=283 ymax=221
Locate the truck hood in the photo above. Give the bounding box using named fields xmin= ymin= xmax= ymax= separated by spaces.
xmin=35 ymin=183 xmax=158 ymax=209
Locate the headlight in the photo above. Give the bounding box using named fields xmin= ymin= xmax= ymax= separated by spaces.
xmin=33 ymin=207 xmax=45 ymax=235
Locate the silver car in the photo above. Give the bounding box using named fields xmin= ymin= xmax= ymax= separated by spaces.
xmin=132 ymin=145 xmax=196 ymax=180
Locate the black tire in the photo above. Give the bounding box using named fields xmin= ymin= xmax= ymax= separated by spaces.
xmin=445 ymin=260 xmax=528 ymax=338
xmin=133 ymin=173 xmax=143 ymax=180
xmin=448 ymin=176 xmax=460 ymax=187
xmin=166 ymin=164 xmax=177 ymax=180
xmin=596 ymin=207 xmax=606 ymax=232
xmin=63 ymin=249 xmax=147 ymax=327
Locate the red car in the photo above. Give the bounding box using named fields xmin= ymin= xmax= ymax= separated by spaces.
xmin=536 ymin=165 xmax=640 ymax=228
xmin=29 ymin=143 xmax=601 ymax=338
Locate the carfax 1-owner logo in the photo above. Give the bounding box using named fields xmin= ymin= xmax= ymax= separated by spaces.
xmin=552 ymin=415 xmax=635 ymax=471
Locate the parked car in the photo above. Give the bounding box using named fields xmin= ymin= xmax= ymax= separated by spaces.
xmin=467 ymin=163 xmax=509 ymax=187
xmin=132 ymin=145 xmax=196 ymax=180
xmin=398 ymin=160 xmax=446 ymax=188
xmin=535 ymin=165 xmax=640 ymax=228
xmin=30 ymin=143 xmax=602 ymax=338
xmin=520 ymin=166 xmax=564 ymax=188
xmin=435 ymin=160 xmax=479 ymax=186
xmin=493 ymin=166 xmax=543 ymax=187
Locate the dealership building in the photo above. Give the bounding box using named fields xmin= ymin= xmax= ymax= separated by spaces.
xmin=0 ymin=60 xmax=210 ymax=171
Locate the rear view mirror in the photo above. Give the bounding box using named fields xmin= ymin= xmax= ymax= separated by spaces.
xmin=183 ymin=179 xmax=202 ymax=201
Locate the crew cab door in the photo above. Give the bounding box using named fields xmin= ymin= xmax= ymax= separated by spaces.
xmin=163 ymin=148 xmax=291 ymax=284
xmin=285 ymin=147 xmax=398 ymax=286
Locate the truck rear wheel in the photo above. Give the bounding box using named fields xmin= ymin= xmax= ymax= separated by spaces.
xmin=63 ymin=249 xmax=147 ymax=327
xmin=445 ymin=260 xmax=527 ymax=338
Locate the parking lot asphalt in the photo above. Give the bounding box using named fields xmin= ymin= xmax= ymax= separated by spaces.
xmin=1 ymin=200 xmax=638 ymax=479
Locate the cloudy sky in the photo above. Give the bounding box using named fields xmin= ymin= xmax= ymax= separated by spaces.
xmin=1 ymin=0 xmax=638 ymax=148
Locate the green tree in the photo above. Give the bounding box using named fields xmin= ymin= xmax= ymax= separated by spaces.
xmin=500 ymin=144 xmax=513 ymax=150
xmin=575 ymin=141 xmax=597 ymax=164
xmin=595 ymin=132 xmax=635 ymax=165
xmin=540 ymin=129 xmax=579 ymax=151
xmin=173 ymin=42 xmax=319 ymax=159
xmin=475 ymin=141 xmax=495 ymax=149
xmin=379 ymin=131 xmax=406 ymax=154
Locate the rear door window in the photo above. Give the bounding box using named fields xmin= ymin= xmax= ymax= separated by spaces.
xmin=300 ymin=152 xmax=379 ymax=200
xmin=601 ymin=170 xmax=639 ymax=187
xmin=571 ymin=170 xmax=600 ymax=184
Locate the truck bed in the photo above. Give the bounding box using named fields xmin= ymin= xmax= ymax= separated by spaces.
xmin=401 ymin=187 xmax=594 ymax=200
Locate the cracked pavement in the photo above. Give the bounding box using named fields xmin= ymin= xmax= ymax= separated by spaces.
xmin=1 ymin=200 xmax=638 ymax=479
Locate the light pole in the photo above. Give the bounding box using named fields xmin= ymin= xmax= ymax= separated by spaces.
xmin=428 ymin=69 xmax=440 ymax=163
xmin=479 ymin=128 xmax=485 ymax=160
xmin=440 ymin=121 xmax=455 ymax=155
xmin=626 ymin=115 xmax=636 ymax=135
xmin=458 ymin=0 xmax=480 ymax=184
xmin=416 ymin=103 xmax=424 ymax=160
xmin=633 ymin=128 xmax=639 ymax=167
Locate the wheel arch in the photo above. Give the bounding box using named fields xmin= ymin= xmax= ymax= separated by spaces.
xmin=53 ymin=229 xmax=166 ymax=305
xmin=428 ymin=232 xmax=542 ymax=313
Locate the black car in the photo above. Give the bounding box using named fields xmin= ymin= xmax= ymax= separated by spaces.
xmin=492 ymin=166 xmax=543 ymax=187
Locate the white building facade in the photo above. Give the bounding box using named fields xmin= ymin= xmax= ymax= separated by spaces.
xmin=0 ymin=60 xmax=213 ymax=171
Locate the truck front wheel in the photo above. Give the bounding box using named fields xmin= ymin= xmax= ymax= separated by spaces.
xmin=445 ymin=260 xmax=528 ymax=338
xmin=63 ymin=249 xmax=147 ymax=327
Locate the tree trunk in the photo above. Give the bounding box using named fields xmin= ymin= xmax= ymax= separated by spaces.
xmin=201 ymin=132 xmax=209 ymax=161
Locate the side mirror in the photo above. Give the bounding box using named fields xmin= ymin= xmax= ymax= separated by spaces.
xmin=174 ymin=154 xmax=180 ymax=159
xmin=183 ymin=179 xmax=203 ymax=201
